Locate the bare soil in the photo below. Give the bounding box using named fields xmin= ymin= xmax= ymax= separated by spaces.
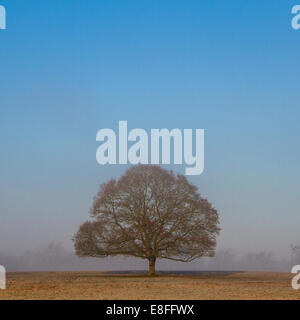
xmin=0 ymin=271 xmax=299 ymax=300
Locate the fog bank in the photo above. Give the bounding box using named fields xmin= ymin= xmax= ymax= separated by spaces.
xmin=1 ymin=242 xmax=299 ymax=273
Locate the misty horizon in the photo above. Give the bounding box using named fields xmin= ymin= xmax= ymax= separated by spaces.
xmin=1 ymin=242 xmax=299 ymax=273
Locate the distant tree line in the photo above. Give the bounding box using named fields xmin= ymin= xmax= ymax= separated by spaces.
xmin=0 ymin=242 xmax=296 ymax=273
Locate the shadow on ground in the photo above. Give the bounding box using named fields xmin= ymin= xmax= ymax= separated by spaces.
xmin=102 ymin=270 xmax=244 ymax=276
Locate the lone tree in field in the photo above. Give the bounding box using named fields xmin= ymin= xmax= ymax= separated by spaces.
xmin=73 ymin=165 xmax=220 ymax=275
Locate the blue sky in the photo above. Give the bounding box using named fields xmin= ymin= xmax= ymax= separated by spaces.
xmin=0 ymin=0 xmax=300 ymax=260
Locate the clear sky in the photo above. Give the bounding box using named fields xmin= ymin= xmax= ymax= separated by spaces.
xmin=0 ymin=0 xmax=300 ymax=260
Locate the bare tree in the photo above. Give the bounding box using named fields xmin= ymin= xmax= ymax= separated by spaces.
xmin=209 ymin=249 xmax=236 ymax=270
xmin=291 ymin=245 xmax=300 ymax=267
xmin=73 ymin=165 xmax=220 ymax=275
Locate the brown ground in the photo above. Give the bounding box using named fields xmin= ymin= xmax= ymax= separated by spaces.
xmin=0 ymin=271 xmax=299 ymax=300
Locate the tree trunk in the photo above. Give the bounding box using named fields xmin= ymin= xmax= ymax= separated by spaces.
xmin=148 ymin=257 xmax=156 ymax=276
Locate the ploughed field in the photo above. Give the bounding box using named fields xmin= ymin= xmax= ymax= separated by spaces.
xmin=0 ymin=271 xmax=299 ymax=300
